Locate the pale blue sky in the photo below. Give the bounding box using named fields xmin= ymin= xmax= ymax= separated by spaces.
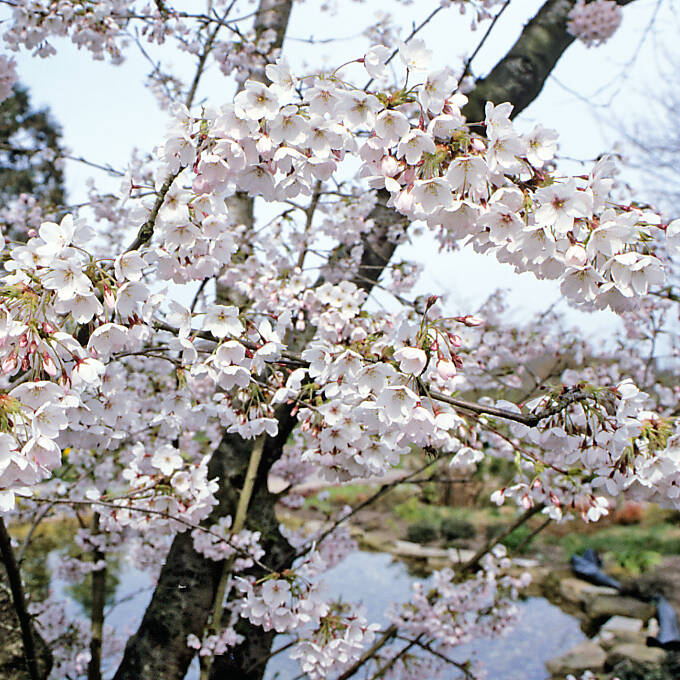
xmin=1 ymin=0 xmax=674 ymax=335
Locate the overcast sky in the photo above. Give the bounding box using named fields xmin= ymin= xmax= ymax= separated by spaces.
xmin=2 ymin=0 xmax=675 ymax=336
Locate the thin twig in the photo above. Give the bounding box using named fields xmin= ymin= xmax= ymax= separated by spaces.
xmin=394 ymin=635 xmax=474 ymax=679
xmin=363 ymin=5 xmax=445 ymax=90
xmin=190 ymin=277 xmax=210 ymax=314
xmin=460 ymin=503 xmax=544 ymax=572
xmin=20 ymin=496 xmax=275 ymax=576
xmin=17 ymin=502 xmax=54 ymax=565
xmin=458 ymin=0 xmax=512 ymax=86
xmin=512 ymin=515 xmax=551 ymax=554
xmin=245 ymin=638 xmax=297 ymax=673
xmin=336 ymin=627 xmax=398 ymax=680
xmin=295 ymin=458 xmax=440 ymax=559
xmin=368 ymin=634 xmax=421 ymax=680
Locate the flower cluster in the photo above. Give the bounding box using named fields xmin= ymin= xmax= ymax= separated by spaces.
xmin=187 ymin=626 xmax=244 ymax=657
xmin=289 ymin=604 xmax=380 ymax=680
xmin=235 ymin=574 xmax=329 ymax=633
xmin=192 ymin=515 xmax=264 ymax=572
xmin=388 ymin=546 xmax=528 ymax=650
xmin=567 ymin=0 xmax=623 ymax=47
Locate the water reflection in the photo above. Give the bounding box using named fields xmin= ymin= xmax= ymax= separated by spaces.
xmin=40 ymin=548 xmax=584 ymax=679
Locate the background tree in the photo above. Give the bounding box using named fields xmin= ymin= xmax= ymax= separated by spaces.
xmin=0 ymin=85 xmax=65 ymax=210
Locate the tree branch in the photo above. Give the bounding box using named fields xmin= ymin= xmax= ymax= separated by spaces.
xmin=460 ymin=503 xmax=544 ymax=572
xmin=462 ymin=0 xmax=640 ymax=122
xmin=0 ymin=517 xmax=41 ymax=680
xmin=124 ymin=171 xmax=179 ymax=253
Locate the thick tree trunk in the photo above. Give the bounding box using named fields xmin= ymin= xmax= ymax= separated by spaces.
xmin=114 ymin=420 xmax=297 ymax=680
xmin=464 ymin=0 xmax=639 ymax=122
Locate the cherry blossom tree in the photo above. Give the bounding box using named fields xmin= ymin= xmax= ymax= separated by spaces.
xmin=0 ymin=1 xmax=677 ymax=680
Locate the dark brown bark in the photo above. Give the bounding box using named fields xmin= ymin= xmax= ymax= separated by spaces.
xmin=0 ymin=518 xmax=51 ymax=680
xmin=463 ymin=0 xmax=639 ymax=123
xmin=113 ymin=419 xmax=297 ymax=680
xmin=352 ymin=190 xmax=410 ymax=295
xmin=87 ymin=513 xmax=106 ymax=680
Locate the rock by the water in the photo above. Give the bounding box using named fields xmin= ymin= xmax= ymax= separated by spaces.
xmin=587 ymin=595 xmax=656 ymax=622
xmin=559 ymin=577 xmax=619 ymax=604
xmin=601 ymin=615 xmax=644 ymax=640
xmin=545 ymin=641 xmax=606 ymax=676
xmin=595 ymin=615 xmax=646 ymax=649
xmin=606 ymin=642 xmax=667 ymax=668
xmin=391 ymin=540 xmax=475 ymax=561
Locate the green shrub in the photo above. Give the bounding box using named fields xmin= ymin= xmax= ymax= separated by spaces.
xmin=501 ymin=525 xmax=533 ymax=553
xmin=440 ymin=517 xmax=475 ymax=541
xmin=394 ymin=497 xmax=440 ymax=524
xmin=406 ymin=520 xmax=439 ymax=544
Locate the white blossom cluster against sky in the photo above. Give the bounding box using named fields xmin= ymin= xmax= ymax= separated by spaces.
xmin=3 ymin=0 xmax=675 ymax=331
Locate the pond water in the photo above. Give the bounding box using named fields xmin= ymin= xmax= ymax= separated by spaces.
xmin=47 ymin=550 xmax=586 ymax=679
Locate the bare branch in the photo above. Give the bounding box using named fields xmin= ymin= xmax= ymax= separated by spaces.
xmin=124 ymin=171 xmax=179 ymax=253
xmin=458 ymin=0 xmax=513 ymax=86
xmin=459 ymin=503 xmax=545 ymax=572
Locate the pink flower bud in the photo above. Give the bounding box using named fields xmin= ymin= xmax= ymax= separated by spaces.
xmin=42 ymin=352 xmax=58 ymax=376
xmin=103 ymin=284 xmax=116 ymax=309
xmin=2 ymin=353 xmax=17 ymax=374
xmin=455 ymin=315 xmax=484 ymax=327
xmin=437 ymin=360 xmax=457 ymax=380
xmin=565 ymin=244 xmax=588 ymax=268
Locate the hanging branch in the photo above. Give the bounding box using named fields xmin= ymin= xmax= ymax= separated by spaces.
xmin=394 ymin=635 xmax=474 ymax=679
xmin=336 ymin=627 xmax=399 ymax=680
xmin=24 ymin=495 xmax=275 ymax=576
xmin=368 ymin=634 xmax=422 ymax=680
xmin=153 ymin=319 xmax=593 ymax=427
xmin=335 ymin=503 xmax=544 ymax=680
xmin=295 ymin=457 xmax=443 ymax=559
xmin=0 ymin=517 xmax=41 ymax=680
